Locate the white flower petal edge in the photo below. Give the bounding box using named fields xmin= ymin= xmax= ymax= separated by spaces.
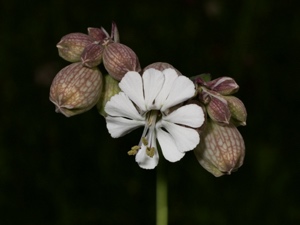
xmin=161 ymin=75 xmax=196 ymax=111
xmin=106 ymin=116 xmax=145 ymax=138
xmin=142 ymin=69 xmax=165 ymax=110
xmin=105 ymin=92 xmax=144 ymax=120
xmin=158 ymin=120 xmax=200 ymax=153
xmin=154 ymin=69 xmax=178 ymax=109
xmin=118 ymin=71 xmax=146 ymax=112
xmin=156 ymin=127 xmax=185 ymax=162
xmin=135 ymin=144 xmax=159 ymax=169
xmin=164 ymin=104 xmax=204 ymax=128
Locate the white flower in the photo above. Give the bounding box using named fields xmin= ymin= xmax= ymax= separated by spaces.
xmin=105 ymin=68 xmax=205 ymax=169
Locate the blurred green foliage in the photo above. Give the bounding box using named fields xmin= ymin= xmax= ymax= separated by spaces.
xmin=0 ymin=0 xmax=299 ymax=224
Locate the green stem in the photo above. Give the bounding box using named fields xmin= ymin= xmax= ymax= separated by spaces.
xmin=156 ymin=162 xmax=168 ymax=225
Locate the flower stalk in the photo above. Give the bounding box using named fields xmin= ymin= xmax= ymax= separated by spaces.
xmin=156 ymin=159 xmax=168 ymax=225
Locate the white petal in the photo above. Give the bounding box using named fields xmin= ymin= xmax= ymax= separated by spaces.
xmin=106 ymin=116 xmax=145 ymax=138
xmin=105 ymin=92 xmax=144 ymax=120
xmin=142 ymin=69 xmax=164 ymax=110
xmin=154 ymin=68 xmax=178 ymax=109
xmin=158 ymin=120 xmax=200 ymax=153
xmin=119 ymin=71 xmax=146 ymax=112
xmin=135 ymin=144 xmax=159 ymax=169
xmin=156 ymin=126 xmax=185 ymax=162
xmin=163 ymin=104 xmax=205 ymax=128
xmin=161 ymin=75 xmax=195 ymax=111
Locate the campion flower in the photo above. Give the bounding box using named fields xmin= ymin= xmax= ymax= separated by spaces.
xmin=105 ymin=68 xmax=205 ymax=169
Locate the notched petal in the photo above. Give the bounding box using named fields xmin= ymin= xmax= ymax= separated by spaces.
xmin=104 ymin=92 xmax=144 ymax=120
xmin=161 ymin=75 xmax=196 ymax=111
xmin=159 ymin=120 xmax=200 ymax=153
xmin=106 ymin=116 xmax=145 ymax=138
xmin=118 ymin=71 xmax=146 ymax=112
xmin=156 ymin=126 xmax=185 ymax=162
xmin=135 ymin=144 xmax=159 ymax=169
xmin=163 ymin=104 xmax=205 ymax=128
xmin=142 ymin=69 xmax=164 ymax=109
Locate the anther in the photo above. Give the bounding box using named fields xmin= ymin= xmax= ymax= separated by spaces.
xmin=142 ymin=137 xmax=148 ymax=146
xmin=146 ymin=147 xmax=155 ymax=157
xmin=128 ymin=145 xmax=140 ymax=155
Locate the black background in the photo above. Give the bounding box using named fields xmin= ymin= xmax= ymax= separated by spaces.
xmin=0 ymin=0 xmax=299 ymax=224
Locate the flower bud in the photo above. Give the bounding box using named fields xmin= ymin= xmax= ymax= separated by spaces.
xmin=88 ymin=22 xmax=120 ymax=43
xmin=223 ymin=96 xmax=247 ymax=126
xmin=49 ymin=62 xmax=103 ymax=117
xmin=194 ymin=120 xmax=245 ymax=177
xmin=87 ymin=27 xmax=109 ymax=42
xmin=197 ymin=88 xmax=210 ymax=104
xmin=206 ymin=77 xmax=239 ymax=95
xmin=57 ymin=33 xmax=94 ymax=62
xmin=97 ymin=74 xmax=121 ymax=117
xmin=81 ymin=43 xmax=104 ymax=68
xmin=102 ymin=42 xmax=141 ymax=80
xmin=206 ymin=93 xmax=231 ymax=124
xmin=143 ymin=62 xmax=182 ymax=75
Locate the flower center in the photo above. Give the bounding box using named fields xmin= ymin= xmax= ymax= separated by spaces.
xmin=128 ymin=110 xmax=161 ymax=157
xmin=146 ymin=110 xmax=160 ymax=126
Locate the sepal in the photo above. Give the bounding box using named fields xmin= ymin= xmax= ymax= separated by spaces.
xmin=195 ymin=120 xmax=245 ymax=177
xmin=56 ymin=33 xmax=93 ymax=62
xmin=49 ymin=62 xmax=103 ymax=117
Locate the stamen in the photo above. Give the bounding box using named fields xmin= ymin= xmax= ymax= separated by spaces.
xmin=142 ymin=137 xmax=148 ymax=146
xmin=140 ymin=111 xmax=159 ymax=158
xmin=128 ymin=145 xmax=141 ymax=155
xmin=146 ymin=147 xmax=155 ymax=157
xmin=146 ymin=110 xmax=158 ymax=126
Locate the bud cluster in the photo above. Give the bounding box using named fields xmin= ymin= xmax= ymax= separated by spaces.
xmin=192 ymin=74 xmax=247 ymax=176
xmin=50 ymin=22 xmax=141 ymax=117
xmin=56 ymin=22 xmax=141 ymax=80
xmin=196 ymin=75 xmax=246 ymax=126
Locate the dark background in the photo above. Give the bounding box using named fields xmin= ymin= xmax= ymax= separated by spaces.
xmin=0 ymin=0 xmax=299 ymax=224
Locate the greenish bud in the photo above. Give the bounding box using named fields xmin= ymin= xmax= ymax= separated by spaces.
xmin=97 ymin=74 xmax=121 ymax=117
xmin=223 ymin=96 xmax=247 ymax=126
